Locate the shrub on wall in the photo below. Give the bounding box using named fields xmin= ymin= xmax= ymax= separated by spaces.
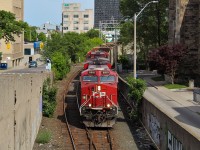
xmin=42 ymin=78 xmax=57 ymax=117
xmin=126 ymin=76 xmax=146 ymax=120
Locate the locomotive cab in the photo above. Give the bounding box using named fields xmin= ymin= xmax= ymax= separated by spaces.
xmin=80 ymin=65 xmax=118 ymax=127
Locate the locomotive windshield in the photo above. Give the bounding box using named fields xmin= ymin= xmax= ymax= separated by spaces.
xmin=100 ymin=76 xmax=115 ymax=82
xmin=83 ymin=76 xmax=98 ymax=82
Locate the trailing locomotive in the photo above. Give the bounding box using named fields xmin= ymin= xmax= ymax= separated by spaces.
xmin=79 ymin=46 xmax=118 ymax=127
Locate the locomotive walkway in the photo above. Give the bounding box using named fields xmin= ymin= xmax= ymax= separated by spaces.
xmin=119 ymin=70 xmax=200 ymax=142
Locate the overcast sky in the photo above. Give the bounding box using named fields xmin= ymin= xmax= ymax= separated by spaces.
xmin=24 ymin=0 xmax=94 ymax=26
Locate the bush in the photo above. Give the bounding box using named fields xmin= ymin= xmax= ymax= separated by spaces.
xmin=42 ymin=78 xmax=57 ymax=117
xmin=51 ymin=52 xmax=70 ymax=80
xmin=126 ymin=76 xmax=146 ymax=120
xmin=36 ymin=130 xmax=52 ymax=144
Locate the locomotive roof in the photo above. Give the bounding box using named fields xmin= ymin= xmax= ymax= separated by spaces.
xmin=91 ymin=51 xmax=107 ymax=55
xmin=88 ymin=65 xmax=109 ymax=70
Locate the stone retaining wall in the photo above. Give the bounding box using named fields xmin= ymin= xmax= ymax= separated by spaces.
xmin=118 ymin=77 xmax=200 ymax=149
xmin=0 ymin=72 xmax=52 ymax=150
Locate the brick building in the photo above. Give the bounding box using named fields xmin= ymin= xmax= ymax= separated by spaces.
xmin=168 ymin=0 xmax=200 ymax=84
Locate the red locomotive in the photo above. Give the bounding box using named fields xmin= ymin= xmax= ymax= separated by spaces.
xmin=80 ymin=65 xmax=118 ymax=127
xmin=79 ymin=46 xmax=118 ymax=127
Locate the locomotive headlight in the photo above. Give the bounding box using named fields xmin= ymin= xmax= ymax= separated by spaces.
xmin=107 ymin=104 xmax=111 ymax=108
xmin=82 ymin=95 xmax=86 ymax=100
xmin=88 ymin=103 xmax=92 ymax=107
xmin=97 ymin=85 xmax=101 ymax=91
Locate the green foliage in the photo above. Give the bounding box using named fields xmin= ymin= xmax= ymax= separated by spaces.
xmin=0 ymin=52 xmax=2 ymax=61
xmin=24 ymin=26 xmax=38 ymax=42
xmin=164 ymin=84 xmax=187 ymax=89
xmin=85 ymin=29 xmax=100 ymax=38
xmin=126 ymin=76 xmax=146 ymax=104
xmin=43 ymin=29 xmax=103 ymax=79
xmin=119 ymin=0 xmax=169 ymax=68
xmin=51 ymin=52 xmax=70 ymax=80
xmin=42 ymin=78 xmax=57 ymax=117
xmin=129 ymin=109 xmax=140 ymax=121
xmin=36 ymin=130 xmax=52 ymax=144
xmin=119 ymin=21 xmax=134 ymax=45
xmin=0 ymin=10 xmax=28 ymax=42
xmin=119 ymin=55 xmax=130 ymax=69
xmin=126 ymin=76 xmax=146 ymax=120
xmin=38 ymin=32 xmax=46 ymax=42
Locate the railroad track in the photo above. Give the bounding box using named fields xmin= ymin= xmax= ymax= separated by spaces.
xmin=63 ymin=72 xmax=115 ymax=150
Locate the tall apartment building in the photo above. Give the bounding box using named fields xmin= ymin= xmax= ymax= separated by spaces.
xmin=94 ymin=0 xmax=122 ymax=28
xmin=0 ymin=0 xmax=24 ymax=68
xmin=168 ymin=0 xmax=200 ymax=84
xmin=62 ymin=3 xmax=94 ymax=34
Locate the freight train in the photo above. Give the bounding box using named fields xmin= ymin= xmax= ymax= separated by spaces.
xmin=79 ymin=45 xmax=118 ymax=127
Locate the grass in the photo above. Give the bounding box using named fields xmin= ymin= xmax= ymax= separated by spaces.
xmin=151 ymin=76 xmax=165 ymax=81
xmin=35 ymin=130 xmax=52 ymax=144
xmin=164 ymin=84 xmax=187 ymax=89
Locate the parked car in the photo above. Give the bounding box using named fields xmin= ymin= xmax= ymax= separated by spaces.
xmin=29 ymin=61 xmax=37 ymax=68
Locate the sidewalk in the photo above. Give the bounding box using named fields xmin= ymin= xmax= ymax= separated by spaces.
xmin=118 ymin=70 xmax=199 ymax=114
xmin=119 ymin=70 xmax=200 ymax=141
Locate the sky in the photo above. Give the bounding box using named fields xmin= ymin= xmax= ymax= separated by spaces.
xmin=24 ymin=0 xmax=94 ymax=27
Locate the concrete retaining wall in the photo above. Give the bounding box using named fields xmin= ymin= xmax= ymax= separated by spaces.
xmin=0 ymin=72 xmax=52 ymax=150
xmin=118 ymin=77 xmax=200 ymax=149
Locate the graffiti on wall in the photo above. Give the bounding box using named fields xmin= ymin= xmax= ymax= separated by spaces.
xmin=168 ymin=130 xmax=182 ymax=150
xmin=147 ymin=114 xmax=160 ymax=145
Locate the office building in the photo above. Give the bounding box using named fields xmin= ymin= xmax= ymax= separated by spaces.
xmin=94 ymin=0 xmax=122 ymax=28
xmin=62 ymin=3 xmax=94 ymax=33
xmin=0 ymin=0 xmax=24 ymax=68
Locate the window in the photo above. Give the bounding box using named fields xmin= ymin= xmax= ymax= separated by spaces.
xmin=24 ymin=49 xmax=31 ymax=55
xmin=73 ymin=21 xmax=79 ymax=24
xmin=63 ymin=27 xmax=68 ymax=30
xmin=84 ymin=21 xmax=89 ymax=24
xmin=63 ymin=15 xmax=69 ymax=18
xmin=74 ymin=7 xmax=79 ymax=10
xmin=63 ymin=21 xmax=69 ymax=24
xmin=73 ymin=15 xmax=79 ymax=18
xmin=84 ymin=27 xmax=89 ymax=30
xmin=84 ymin=14 xmax=89 ymax=18
xmin=83 ymin=76 xmax=98 ymax=82
xmin=73 ymin=27 xmax=79 ymax=30
xmin=100 ymin=76 xmax=115 ymax=82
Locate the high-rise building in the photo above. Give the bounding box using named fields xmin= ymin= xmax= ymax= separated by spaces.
xmin=0 ymin=0 xmax=24 ymax=68
xmin=94 ymin=0 xmax=122 ymax=28
xmin=62 ymin=3 xmax=94 ymax=34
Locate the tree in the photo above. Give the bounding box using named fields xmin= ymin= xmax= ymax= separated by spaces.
xmin=24 ymin=26 xmax=38 ymax=42
xmin=0 ymin=10 xmax=27 ymax=43
xmin=119 ymin=0 xmax=169 ymax=68
xmin=126 ymin=76 xmax=146 ymax=120
xmin=118 ymin=21 xmax=134 ymax=46
xmin=85 ymin=29 xmax=100 ymax=38
xmin=51 ymin=52 xmax=70 ymax=80
xmin=148 ymin=44 xmax=188 ymax=84
xmin=38 ymin=32 xmax=46 ymax=42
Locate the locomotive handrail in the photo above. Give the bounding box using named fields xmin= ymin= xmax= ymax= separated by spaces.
xmin=79 ymin=96 xmax=91 ymax=114
xmin=106 ymin=95 xmax=119 ymax=115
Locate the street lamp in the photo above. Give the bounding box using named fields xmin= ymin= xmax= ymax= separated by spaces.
xmin=133 ymin=1 xmax=159 ymax=79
